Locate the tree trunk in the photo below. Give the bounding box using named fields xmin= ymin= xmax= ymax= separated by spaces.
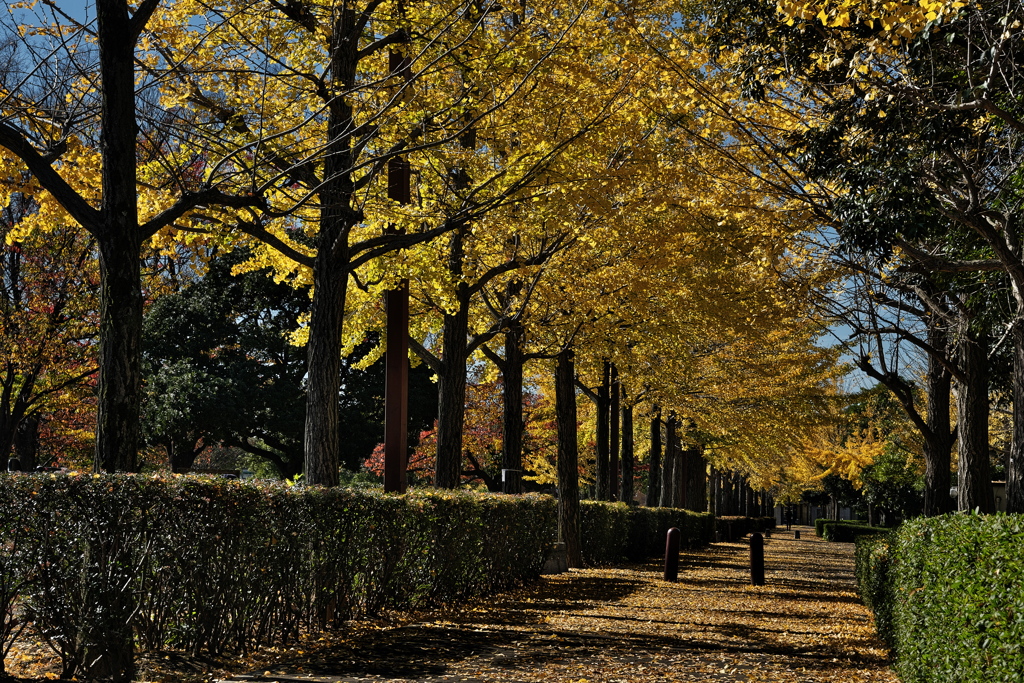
xmin=501 ymin=322 xmax=525 ymax=494
xmin=303 ymin=240 xmax=349 ymax=487
xmin=14 ymin=415 xmax=39 ymax=471
xmin=924 ymin=320 xmax=954 ymax=515
xmin=661 ymin=416 xmax=676 ymax=507
xmin=609 ymin=364 xmax=619 ymax=501
xmin=673 ymin=428 xmax=685 ymax=509
xmin=687 ymin=447 xmax=706 ymax=512
xmin=94 ymin=233 xmax=142 ymax=475
xmin=555 ymin=349 xmax=582 ymax=568
xmin=646 ymin=410 xmax=662 ymax=506
xmin=302 ymin=12 xmax=358 ymax=487
xmin=1009 ymin=321 xmax=1024 ymax=512
xmin=435 ymin=231 xmax=470 ymax=488
xmin=595 ymin=360 xmax=610 ymax=500
xmin=620 ymin=403 xmax=634 ymax=505
xmin=956 ymin=329 xmax=995 ymax=513
xmin=708 ymin=469 xmax=717 ymax=516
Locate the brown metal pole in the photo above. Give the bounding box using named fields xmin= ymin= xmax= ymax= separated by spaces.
xmin=383 ymin=19 xmax=412 ymax=494
xmin=609 ymin=364 xmax=620 ymax=501
xmin=383 ymin=278 xmax=409 ymax=493
xmin=663 ymin=527 xmax=681 ymax=582
xmin=749 ymin=533 xmax=765 ymax=586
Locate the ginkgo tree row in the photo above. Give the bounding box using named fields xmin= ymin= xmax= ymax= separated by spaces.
xmin=0 ymin=0 xmax=852 ymax=509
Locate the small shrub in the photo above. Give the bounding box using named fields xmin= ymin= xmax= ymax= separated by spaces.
xmin=579 ymin=503 xmax=714 ymax=565
xmin=822 ymin=521 xmax=887 ymax=543
xmin=814 ymin=518 xmax=833 ymax=537
xmin=716 ymin=516 xmax=776 ymax=541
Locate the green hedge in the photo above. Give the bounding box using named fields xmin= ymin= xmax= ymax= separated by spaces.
xmin=715 ymin=516 xmax=776 ymax=541
xmin=854 ymin=532 xmax=894 ymax=645
xmin=854 ymin=513 xmax=1024 ymax=682
xmin=816 ymin=518 xmax=867 ymax=537
xmin=579 ymin=502 xmax=714 ymax=565
xmin=0 ymin=474 xmax=556 ymax=678
xmin=822 ymin=521 xmax=887 ymax=543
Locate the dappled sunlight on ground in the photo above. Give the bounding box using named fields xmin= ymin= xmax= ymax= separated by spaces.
xmin=6 ymin=526 xmax=895 ymax=682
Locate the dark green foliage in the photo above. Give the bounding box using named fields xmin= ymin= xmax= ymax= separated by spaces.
xmin=142 ymin=255 xmax=310 ymax=476
xmin=861 ymin=450 xmax=923 ymax=522
xmin=715 ymin=516 xmax=776 ymax=542
xmin=854 ymin=514 xmax=1024 ymax=682
xmin=816 ymin=518 xmax=867 ymax=537
xmin=854 ymin=533 xmax=894 ymax=646
xmin=579 ymin=502 xmax=633 ymax=565
xmin=578 ymin=502 xmax=714 ymax=566
xmin=822 ymin=521 xmax=887 ymax=543
xmin=0 ymin=475 xmax=556 ymax=675
xmin=141 ymin=254 xmax=438 ymax=476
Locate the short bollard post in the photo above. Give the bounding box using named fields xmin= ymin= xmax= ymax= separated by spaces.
xmin=749 ymin=533 xmax=765 ymax=586
xmin=794 ymin=530 xmax=801 ymax=540
xmin=664 ymin=527 xmax=681 ymax=582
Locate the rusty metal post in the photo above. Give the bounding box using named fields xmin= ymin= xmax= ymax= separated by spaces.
xmin=383 ymin=279 xmax=409 ymax=493
xmin=383 ymin=21 xmax=412 ymax=494
xmin=664 ymin=527 xmax=681 ymax=582
xmin=609 ymin=364 xmax=620 ymax=501
xmin=749 ymin=533 xmax=765 ymax=586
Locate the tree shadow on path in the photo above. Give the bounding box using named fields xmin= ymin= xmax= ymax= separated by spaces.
xmin=216 ymin=531 xmax=895 ymax=683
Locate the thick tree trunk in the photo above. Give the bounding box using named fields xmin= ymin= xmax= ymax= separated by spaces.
xmin=303 ymin=241 xmax=349 ymax=487
xmin=671 ymin=423 xmax=679 ymax=509
xmin=435 ymin=296 xmax=469 ymax=488
xmin=435 ymin=228 xmax=470 ymax=489
xmin=93 ymin=0 xmax=142 ymax=478
xmin=595 ymin=361 xmax=610 ymax=500
xmin=708 ymin=468 xmax=717 ymax=516
xmin=555 ymin=349 xmax=582 ymax=568
xmin=77 ymin=1 xmax=143 ymax=675
xmin=302 ymin=12 xmax=358 ymax=487
xmin=955 ymin=330 xmax=994 ymax=513
xmin=501 ymin=322 xmax=525 ymax=494
xmin=646 ymin=411 xmax=662 ymax=506
xmin=924 ymin=322 xmax=955 ymax=515
xmin=609 ymin=364 xmax=619 ymax=501
xmin=620 ymin=403 xmax=634 ymax=505
xmin=687 ymin=447 xmax=706 ymax=512
xmin=13 ymin=415 xmax=38 ymax=471
xmin=1009 ymin=321 xmax=1024 ymax=512
xmin=94 ymin=233 xmax=142 ymax=475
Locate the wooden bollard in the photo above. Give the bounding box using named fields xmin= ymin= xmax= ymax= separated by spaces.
xmin=664 ymin=527 xmax=681 ymax=582
xmin=749 ymin=532 xmax=765 ymax=586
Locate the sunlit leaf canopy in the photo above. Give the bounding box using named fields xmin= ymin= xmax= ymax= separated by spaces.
xmin=0 ymin=0 xmax=870 ymax=495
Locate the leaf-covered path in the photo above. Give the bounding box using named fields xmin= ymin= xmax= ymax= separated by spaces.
xmin=184 ymin=525 xmax=894 ymax=683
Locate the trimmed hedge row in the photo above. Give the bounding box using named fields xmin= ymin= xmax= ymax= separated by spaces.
xmin=815 ymin=517 xmax=865 ymax=537
xmin=854 ymin=532 xmax=894 ymax=643
xmin=716 ymin=516 xmax=776 ymax=541
xmin=0 ymin=475 xmax=556 ymax=678
xmin=822 ymin=521 xmax=887 ymax=543
xmin=854 ymin=513 xmax=1024 ymax=682
xmin=578 ymin=502 xmax=714 ymax=565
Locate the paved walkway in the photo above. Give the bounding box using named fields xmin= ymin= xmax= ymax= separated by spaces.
xmin=212 ymin=526 xmax=895 ymax=683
